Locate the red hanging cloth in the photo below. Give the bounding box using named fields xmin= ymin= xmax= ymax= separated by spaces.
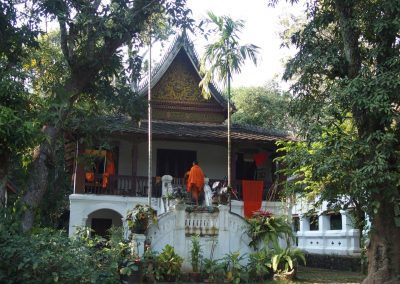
xmin=253 ymin=152 xmax=268 ymax=167
xmin=242 ymin=180 xmax=264 ymax=218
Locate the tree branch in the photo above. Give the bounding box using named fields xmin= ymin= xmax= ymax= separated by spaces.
xmin=334 ymin=0 xmax=361 ymax=79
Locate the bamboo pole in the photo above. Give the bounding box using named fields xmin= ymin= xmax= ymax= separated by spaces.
xmin=147 ymin=35 xmax=152 ymax=206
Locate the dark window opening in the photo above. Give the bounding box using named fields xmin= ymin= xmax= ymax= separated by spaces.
xmin=235 ymin=153 xmax=257 ymax=180
xmin=309 ymin=215 xmax=319 ymax=231
xmin=330 ymin=214 xmax=342 ymax=230
xmin=292 ymin=216 xmax=300 ymax=232
xmin=156 ymin=149 xmax=196 ymax=178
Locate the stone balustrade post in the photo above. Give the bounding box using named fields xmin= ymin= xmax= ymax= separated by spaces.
xmin=160 ymin=175 xmax=173 ymax=213
xmin=174 ymin=203 xmax=186 ymax=258
xmin=131 ymin=234 xmax=146 ymax=257
xmin=161 ymin=175 xmax=173 ymax=197
xmin=121 ymin=217 xmax=129 ymax=240
xmin=340 ymin=210 xmax=353 ymax=232
xmin=216 ymin=205 xmax=229 ymax=257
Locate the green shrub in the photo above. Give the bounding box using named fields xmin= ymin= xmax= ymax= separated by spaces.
xmin=247 ymin=248 xmax=273 ymax=282
xmin=271 ymin=245 xmax=306 ymax=275
xmin=0 ymin=210 xmax=139 ymax=283
xmin=155 ymin=244 xmax=183 ymax=282
xmin=221 ymin=251 xmax=248 ymax=284
xmin=246 ymin=210 xmax=294 ymax=249
xmin=190 ymin=234 xmax=202 ymax=272
xmin=201 ymin=258 xmax=225 ymax=283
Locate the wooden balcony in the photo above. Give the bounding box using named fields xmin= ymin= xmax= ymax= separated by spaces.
xmin=80 ymin=174 xmax=162 ymax=197
xmin=77 ymin=174 xmax=278 ymax=200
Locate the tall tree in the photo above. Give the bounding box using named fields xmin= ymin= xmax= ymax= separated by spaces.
xmin=19 ymin=0 xmax=193 ymax=231
xmin=0 ymin=0 xmax=39 ymax=206
xmin=199 ymin=12 xmax=259 ymax=187
xmin=273 ymin=0 xmax=400 ymax=282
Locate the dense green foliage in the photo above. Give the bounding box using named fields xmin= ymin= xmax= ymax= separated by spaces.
xmin=273 ymin=0 xmax=400 ymax=281
xmin=246 ymin=210 xmax=294 ymax=249
xmin=231 ymin=82 xmax=293 ymax=131
xmin=155 ymin=244 xmax=184 ymax=282
xmin=275 ymin=0 xmax=400 ymax=214
xmin=0 ymin=0 xmax=194 ymax=230
xmin=0 ymin=210 xmax=139 ymax=283
xmin=0 ymin=0 xmax=41 ymax=187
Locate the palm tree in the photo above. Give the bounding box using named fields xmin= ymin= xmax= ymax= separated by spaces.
xmin=200 ymin=12 xmax=259 ymax=187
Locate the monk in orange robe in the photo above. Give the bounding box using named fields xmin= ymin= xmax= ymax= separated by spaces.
xmin=187 ymin=161 xmax=205 ymax=205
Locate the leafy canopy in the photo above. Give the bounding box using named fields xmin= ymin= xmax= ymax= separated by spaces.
xmin=275 ymin=0 xmax=400 ymax=218
xmin=231 ymin=82 xmax=293 ymax=131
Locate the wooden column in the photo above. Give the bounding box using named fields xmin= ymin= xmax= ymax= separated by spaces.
xmin=75 ymin=142 xmax=85 ymax=194
xmin=231 ymin=144 xmax=237 ymax=187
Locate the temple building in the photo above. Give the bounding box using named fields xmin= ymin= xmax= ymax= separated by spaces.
xmin=67 ymin=33 xmax=359 ymax=260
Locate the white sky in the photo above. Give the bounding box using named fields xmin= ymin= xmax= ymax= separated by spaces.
xmin=185 ymin=0 xmax=305 ymax=88
xmin=41 ymin=0 xmax=305 ymax=89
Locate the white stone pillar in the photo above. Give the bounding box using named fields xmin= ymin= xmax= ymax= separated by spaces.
xmin=121 ymin=217 xmax=129 ymax=240
xmin=299 ymin=215 xmax=310 ymax=232
xmin=319 ymin=213 xmax=330 ymax=254
xmin=160 ymin=175 xmax=173 ymax=214
xmin=174 ymin=203 xmax=186 ymax=260
xmin=340 ymin=210 xmax=359 ymax=255
xmin=161 ymin=175 xmax=173 ymax=197
xmin=132 ymin=234 xmax=146 ymax=257
xmin=217 ymin=205 xmax=229 ymax=258
xmin=319 ymin=214 xmax=330 ymax=232
xmin=340 ymin=210 xmax=353 ymax=232
xmin=297 ymin=215 xmax=309 ymax=250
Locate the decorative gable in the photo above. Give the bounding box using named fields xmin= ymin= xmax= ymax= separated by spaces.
xmin=140 ymin=33 xmax=227 ymax=124
xmin=152 ymin=50 xmax=206 ymax=103
xmin=151 ymin=49 xmax=226 ymax=123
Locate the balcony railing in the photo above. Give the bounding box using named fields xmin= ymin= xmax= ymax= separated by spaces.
xmin=82 ymin=174 xmax=278 ymax=200
xmin=84 ymin=174 xmax=162 ymax=197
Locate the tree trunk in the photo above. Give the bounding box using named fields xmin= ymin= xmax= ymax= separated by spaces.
xmin=0 ymin=152 xmax=9 ymax=207
xmin=21 ymin=125 xmax=58 ymax=231
xmin=363 ymin=196 xmax=400 ymax=284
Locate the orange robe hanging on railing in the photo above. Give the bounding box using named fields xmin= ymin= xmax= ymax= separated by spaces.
xmin=102 ymin=152 xmax=115 ymax=188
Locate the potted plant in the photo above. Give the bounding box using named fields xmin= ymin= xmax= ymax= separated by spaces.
xmin=218 ymin=186 xmax=231 ymax=205
xmin=126 ymin=204 xmax=157 ymax=234
xmin=270 ymin=244 xmax=306 ymax=281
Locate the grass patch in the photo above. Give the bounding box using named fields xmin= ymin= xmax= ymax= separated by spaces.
xmin=294 ymin=266 xmax=365 ymax=283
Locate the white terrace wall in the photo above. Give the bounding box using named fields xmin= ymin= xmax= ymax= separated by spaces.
xmin=68 ymin=194 xmax=161 ymax=237
xmin=292 ymin=197 xmax=360 ymax=256
xmin=147 ymin=204 xmax=253 ymax=271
